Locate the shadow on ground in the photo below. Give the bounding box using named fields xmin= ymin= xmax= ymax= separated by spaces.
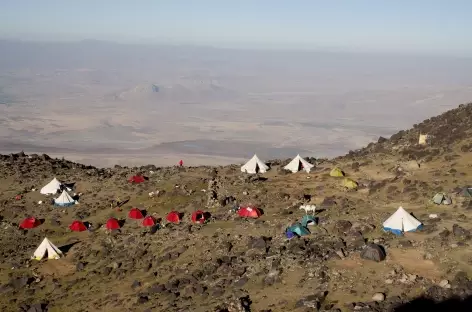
xmin=393 ymin=295 xmax=472 ymax=312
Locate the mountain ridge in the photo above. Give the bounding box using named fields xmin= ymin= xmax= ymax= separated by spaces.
xmin=1 ymin=102 xmax=472 ymax=311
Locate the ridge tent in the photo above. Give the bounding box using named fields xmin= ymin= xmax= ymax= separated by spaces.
xmin=128 ymin=208 xmax=144 ymax=219
xmin=191 ymin=210 xmax=208 ymax=224
xmin=343 ymin=178 xmax=358 ymax=189
xmin=54 ymin=190 xmax=76 ymax=207
xmin=40 ymin=177 xmax=63 ymax=195
xmin=383 ymin=206 xmax=422 ymax=235
xmin=166 ymin=211 xmax=181 ymax=223
xmin=69 ymin=220 xmax=87 ymax=232
xmin=32 ymin=238 xmax=63 ymax=260
xmin=106 ymin=218 xmax=121 ymax=230
xmin=20 ymin=217 xmax=41 ymax=229
xmin=241 ymin=154 xmax=269 ymax=174
xmin=330 ymin=167 xmax=344 ymax=177
xmin=238 ymin=206 xmax=262 ymax=218
xmin=432 ymin=193 xmax=452 ymax=205
xmin=142 ymin=216 xmax=157 ymax=227
xmin=128 ymin=175 xmax=146 ymax=184
xmin=286 ymin=223 xmax=310 ymax=237
xmin=284 ymin=154 xmax=314 ymax=173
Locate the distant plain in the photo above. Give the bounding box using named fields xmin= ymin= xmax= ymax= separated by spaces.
xmin=1 ymin=40 xmax=472 ymax=167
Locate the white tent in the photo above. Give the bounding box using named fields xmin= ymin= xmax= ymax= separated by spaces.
xmin=383 ymin=206 xmax=422 ymax=235
xmin=54 ymin=190 xmax=76 ymax=207
xmin=241 ymin=154 xmax=269 ymax=174
xmin=284 ymin=154 xmax=314 ymax=173
xmin=32 ymin=238 xmax=63 ymax=260
xmin=40 ymin=177 xmax=63 ymax=195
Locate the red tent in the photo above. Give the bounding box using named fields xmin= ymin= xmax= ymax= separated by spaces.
xmin=179 ymin=160 xmax=183 ymax=166
xmin=69 ymin=220 xmax=87 ymax=232
xmin=142 ymin=216 xmax=157 ymax=227
xmin=128 ymin=208 xmax=144 ymax=219
xmin=166 ymin=211 xmax=181 ymax=223
xmin=128 ymin=176 xmax=146 ymax=184
xmin=19 ymin=217 xmax=41 ymax=229
xmin=238 ymin=206 xmax=262 ymax=219
xmin=191 ymin=210 xmax=207 ymax=224
xmin=106 ymin=218 xmax=120 ymax=230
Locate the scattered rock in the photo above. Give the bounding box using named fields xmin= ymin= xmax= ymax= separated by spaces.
xmin=372 ymin=292 xmax=385 ymax=302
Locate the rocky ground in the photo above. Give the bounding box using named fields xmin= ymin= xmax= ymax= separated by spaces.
xmin=2 ymin=103 xmax=472 ymax=311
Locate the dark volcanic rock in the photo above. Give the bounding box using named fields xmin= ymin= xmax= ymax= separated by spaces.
xmin=333 ymin=220 xmax=352 ymax=235
xmin=452 ymin=224 xmax=471 ymax=239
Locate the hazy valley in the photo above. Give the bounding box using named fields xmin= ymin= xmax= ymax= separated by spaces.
xmin=1 ymin=40 xmax=472 ymax=166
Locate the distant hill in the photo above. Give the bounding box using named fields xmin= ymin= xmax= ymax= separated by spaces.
xmin=111 ymin=80 xmax=235 ymax=102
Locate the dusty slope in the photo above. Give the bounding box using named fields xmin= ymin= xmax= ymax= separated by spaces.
xmin=1 ymin=103 xmax=472 ymax=312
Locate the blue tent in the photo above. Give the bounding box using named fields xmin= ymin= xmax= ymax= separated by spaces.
xmin=286 ymin=223 xmax=310 ymax=237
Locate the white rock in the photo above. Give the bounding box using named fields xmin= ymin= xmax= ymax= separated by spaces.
xmin=439 ymin=279 xmax=449 ymax=288
xmin=429 ymin=214 xmax=438 ymax=219
xmin=372 ymin=293 xmax=385 ymax=302
xmin=385 ymin=279 xmax=393 ymax=284
xmin=408 ymin=274 xmax=417 ymax=282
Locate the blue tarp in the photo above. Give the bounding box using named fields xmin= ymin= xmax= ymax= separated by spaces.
xmin=383 ymin=224 xmax=423 ymax=236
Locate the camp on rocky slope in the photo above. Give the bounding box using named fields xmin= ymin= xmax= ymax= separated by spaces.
xmin=2 ymin=103 xmax=472 ymax=311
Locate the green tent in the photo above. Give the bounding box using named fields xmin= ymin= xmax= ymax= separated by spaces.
xmin=343 ymin=178 xmax=358 ymax=189
xmin=301 ymin=215 xmax=317 ymax=228
xmin=287 ymin=223 xmax=310 ymax=237
xmin=330 ymin=167 xmax=344 ymax=177
xmin=460 ymin=187 xmax=472 ymax=197
xmin=432 ymin=193 xmax=452 ymax=205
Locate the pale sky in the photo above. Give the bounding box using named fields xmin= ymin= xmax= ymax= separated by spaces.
xmin=1 ymin=0 xmax=471 ymax=55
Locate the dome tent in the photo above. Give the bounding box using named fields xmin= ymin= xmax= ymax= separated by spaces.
xmin=238 ymin=206 xmax=262 ymax=218
xmin=128 ymin=175 xmax=146 ymax=184
xmin=20 ymin=217 xmax=41 ymax=229
xmin=286 ymin=223 xmax=310 ymax=237
xmin=432 ymin=193 xmax=452 ymax=205
xmin=330 ymin=167 xmax=344 ymax=177
xmin=142 ymin=216 xmax=157 ymax=227
xmin=383 ymin=206 xmax=422 ymax=235
xmin=342 ymin=178 xmax=358 ymax=189
xmin=360 ymin=243 xmax=386 ymax=262
xmin=69 ymin=220 xmax=87 ymax=232
xmin=128 ymin=208 xmax=144 ymax=219
xmin=166 ymin=211 xmax=181 ymax=223
xmin=191 ymin=210 xmax=209 ymax=224
xmin=106 ymin=218 xmax=121 ymax=230
xmin=301 ymin=215 xmax=317 ymax=227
